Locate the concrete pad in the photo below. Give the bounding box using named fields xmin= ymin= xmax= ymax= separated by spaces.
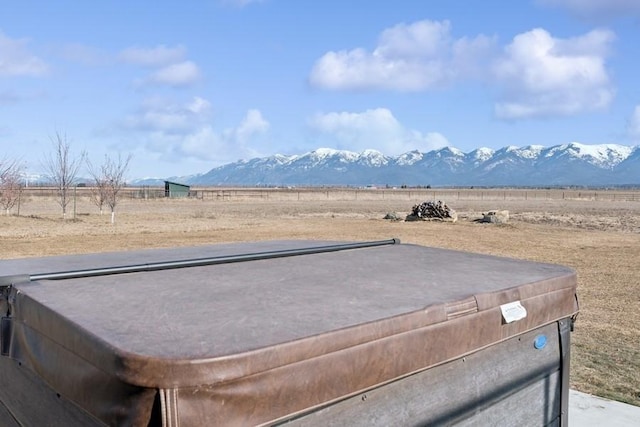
xmin=569 ymin=390 xmax=640 ymax=426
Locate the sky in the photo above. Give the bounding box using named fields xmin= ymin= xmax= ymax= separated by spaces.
xmin=2 ymin=0 xmax=640 ymax=179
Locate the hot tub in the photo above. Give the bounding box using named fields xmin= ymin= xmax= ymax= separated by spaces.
xmin=0 ymin=239 xmax=578 ymax=426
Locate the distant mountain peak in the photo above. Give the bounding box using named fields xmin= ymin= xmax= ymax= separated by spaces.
xmin=396 ymin=150 xmax=423 ymax=166
xmin=361 ymin=148 xmax=384 ymax=156
xmin=312 ymin=147 xmax=341 ymax=156
xmin=136 ymin=142 xmax=640 ymax=187
xmin=438 ymin=146 xmax=464 ymax=156
xmin=515 ymin=145 xmax=545 ymax=159
xmin=470 ymin=147 xmax=495 ymax=162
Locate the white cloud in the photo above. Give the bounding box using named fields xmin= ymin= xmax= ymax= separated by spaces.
xmin=310 ymin=19 xmax=616 ymax=121
xmin=234 ymin=109 xmax=270 ymax=143
xmin=309 ymin=20 xmax=495 ymax=91
xmin=537 ymin=0 xmax=640 ymax=20
xmin=120 ymin=100 xmax=270 ymax=164
xmin=166 ymin=109 xmax=269 ymax=163
xmin=375 ymin=20 xmax=452 ymax=59
xmin=175 ymin=127 xmax=222 ymax=159
xmin=146 ymin=61 xmax=201 ymax=87
xmin=119 ymin=45 xmax=200 ymax=88
xmin=122 ymin=96 xmax=212 ymax=132
xmin=628 ymin=106 xmax=640 ymax=139
xmin=186 ymin=97 xmax=211 ymax=114
xmin=492 ymin=28 xmax=615 ymax=119
xmin=308 ymin=108 xmax=449 ymax=154
xmin=119 ymin=45 xmax=186 ymax=67
xmin=0 ymin=31 xmax=49 ymax=77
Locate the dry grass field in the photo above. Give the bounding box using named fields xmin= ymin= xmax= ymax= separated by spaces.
xmin=1 ymin=188 xmax=639 ymax=406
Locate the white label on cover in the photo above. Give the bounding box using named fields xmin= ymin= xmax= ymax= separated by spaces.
xmin=500 ymin=301 xmax=527 ymax=323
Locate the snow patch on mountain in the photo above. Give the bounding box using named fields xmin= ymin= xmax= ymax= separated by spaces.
xmin=359 ymin=149 xmax=388 ymax=167
xmin=396 ymin=150 xmax=423 ymax=166
xmin=436 ymin=146 xmax=464 ymax=157
xmin=470 ymin=147 xmax=495 ymax=162
xmin=515 ymin=145 xmax=545 ymax=159
xmin=568 ymin=143 xmax=632 ymax=168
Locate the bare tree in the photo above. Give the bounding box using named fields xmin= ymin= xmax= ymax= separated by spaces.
xmin=0 ymin=158 xmax=24 ymax=216
xmin=86 ymin=172 xmax=108 ymax=215
xmin=87 ymin=153 xmax=132 ymax=223
xmin=42 ymin=132 xmax=85 ymax=219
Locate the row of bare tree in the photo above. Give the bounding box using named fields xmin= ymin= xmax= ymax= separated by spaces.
xmin=0 ymin=131 xmax=131 ymax=223
xmin=0 ymin=158 xmax=22 ymax=216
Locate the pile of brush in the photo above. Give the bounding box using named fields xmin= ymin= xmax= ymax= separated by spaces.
xmin=407 ymin=201 xmax=457 ymax=221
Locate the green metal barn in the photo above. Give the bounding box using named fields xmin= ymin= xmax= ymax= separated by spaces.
xmin=164 ymin=181 xmax=190 ymax=198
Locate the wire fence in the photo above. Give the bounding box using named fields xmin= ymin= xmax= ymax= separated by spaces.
xmin=178 ymin=187 xmax=640 ymax=202
xmin=20 ymin=186 xmax=640 ymax=202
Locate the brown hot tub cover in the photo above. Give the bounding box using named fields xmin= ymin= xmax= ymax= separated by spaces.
xmin=0 ymin=239 xmax=578 ymax=426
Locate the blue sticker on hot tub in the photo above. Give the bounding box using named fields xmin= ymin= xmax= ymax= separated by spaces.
xmin=534 ymin=335 xmax=547 ymax=349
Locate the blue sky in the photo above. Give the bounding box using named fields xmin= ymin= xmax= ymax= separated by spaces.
xmin=2 ymin=0 xmax=640 ymax=179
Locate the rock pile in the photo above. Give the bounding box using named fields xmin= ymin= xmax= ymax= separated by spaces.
xmin=383 ymin=212 xmax=401 ymax=221
xmin=479 ymin=210 xmax=509 ymax=224
xmin=406 ymin=201 xmax=457 ymax=222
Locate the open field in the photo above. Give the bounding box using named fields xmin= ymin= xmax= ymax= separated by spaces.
xmin=1 ymin=188 xmax=639 ymax=406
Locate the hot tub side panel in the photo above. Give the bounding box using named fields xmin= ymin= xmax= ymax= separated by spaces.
xmin=274 ymin=320 xmax=572 ymax=427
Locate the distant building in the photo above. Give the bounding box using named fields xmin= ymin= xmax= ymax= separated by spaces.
xmin=164 ymin=181 xmax=190 ymax=198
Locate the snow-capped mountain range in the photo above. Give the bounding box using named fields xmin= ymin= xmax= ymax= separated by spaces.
xmin=136 ymin=142 xmax=640 ymax=187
